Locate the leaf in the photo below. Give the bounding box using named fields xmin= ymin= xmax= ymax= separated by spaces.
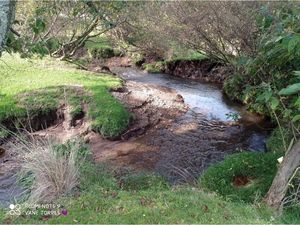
xmin=294 ymin=71 xmax=300 ymax=79
xmin=294 ymin=97 xmax=300 ymax=107
xmin=256 ymin=90 xmax=272 ymax=102
xmin=292 ymin=114 xmax=300 ymax=122
xmin=270 ymin=97 xmax=279 ymax=110
xmin=278 ymin=83 xmax=300 ymax=95
xmin=288 ymin=35 xmax=300 ymax=53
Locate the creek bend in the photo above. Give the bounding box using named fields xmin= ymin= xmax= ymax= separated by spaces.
xmin=109 ymin=67 xmax=272 ymax=183
xmin=0 ymin=67 xmax=273 ymax=206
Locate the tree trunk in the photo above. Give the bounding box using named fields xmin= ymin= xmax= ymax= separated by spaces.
xmin=0 ymin=0 xmax=15 ymax=55
xmin=265 ymin=139 xmax=300 ymax=210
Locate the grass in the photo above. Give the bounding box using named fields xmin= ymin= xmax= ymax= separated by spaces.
xmin=169 ymin=50 xmax=206 ymax=62
xmin=266 ymin=127 xmax=293 ymax=152
xmin=0 ymin=53 xmax=131 ymax=138
xmin=0 ymin=163 xmax=276 ymax=224
xmin=11 ymin=138 xmax=84 ymax=203
xmin=1 ymin=155 xmax=299 ymax=224
xmin=200 ymin=152 xmax=283 ymax=203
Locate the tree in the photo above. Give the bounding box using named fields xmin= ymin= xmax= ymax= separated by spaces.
xmin=265 ymin=141 xmax=300 ymax=211
xmin=0 ymin=0 xmax=15 ymax=55
xmin=7 ymin=0 xmax=127 ymax=59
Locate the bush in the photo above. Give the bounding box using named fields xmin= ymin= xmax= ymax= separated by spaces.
xmin=200 ymin=152 xmax=282 ymax=203
xmin=223 ymin=74 xmax=245 ymax=102
xmin=90 ymin=46 xmax=115 ymax=59
xmin=143 ymin=61 xmax=165 ymax=73
xmin=266 ymin=127 xmax=293 ymax=153
xmin=13 ymin=138 xmax=87 ymax=203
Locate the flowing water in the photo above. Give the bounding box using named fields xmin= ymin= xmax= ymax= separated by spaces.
xmin=112 ymin=67 xmax=273 ymax=182
xmin=0 ymin=67 xmax=273 ymax=204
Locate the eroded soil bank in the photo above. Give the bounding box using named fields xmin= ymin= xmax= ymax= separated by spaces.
xmin=91 ymin=67 xmax=272 ymax=183
xmin=0 ymin=63 xmax=272 ymax=205
xmin=163 ymin=59 xmax=232 ymax=84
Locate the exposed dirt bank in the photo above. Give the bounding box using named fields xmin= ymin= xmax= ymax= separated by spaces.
xmin=90 ymin=80 xmax=188 ymax=172
xmin=163 ymin=59 xmax=232 ymax=84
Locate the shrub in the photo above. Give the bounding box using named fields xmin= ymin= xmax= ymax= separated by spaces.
xmin=90 ymin=46 xmax=115 ymax=59
xmin=45 ymin=37 xmax=60 ymax=53
xmin=223 ymin=74 xmax=245 ymax=102
xmin=200 ymin=152 xmax=282 ymax=203
xmin=266 ymin=127 xmax=293 ymax=153
xmin=12 ymin=137 xmax=87 ymax=203
xmin=143 ymin=61 xmax=165 ymax=73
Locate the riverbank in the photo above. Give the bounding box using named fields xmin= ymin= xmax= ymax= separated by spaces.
xmin=0 ymin=54 xmax=299 ymax=224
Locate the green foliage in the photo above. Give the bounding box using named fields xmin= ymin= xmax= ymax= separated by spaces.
xmin=200 ymin=152 xmax=282 ymax=203
xmin=223 ymin=74 xmax=245 ymax=102
xmin=2 ymin=164 xmax=277 ymax=224
xmin=1 ymin=159 xmax=299 ymax=223
xmin=143 ymin=61 xmax=165 ymax=73
xmin=85 ymin=36 xmax=121 ymax=59
xmin=54 ymin=139 xmax=91 ymax=162
xmin=45 ymin=38 xmax=60 ymax=53
xmin=169 ymin=50 xmax=206 ymax=62
xmin=266 ymin=127 xmax=293 ymax=153
xmin=90 ymin=46 xmax=115 ymax=59
xmin=225 ymin=6 xmax=300 ymax=125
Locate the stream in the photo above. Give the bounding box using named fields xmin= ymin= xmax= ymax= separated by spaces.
xmin=0 ymin=67 xmax=273 ymax=206
xmin=111 ymin=67 xmax=272 ymax=183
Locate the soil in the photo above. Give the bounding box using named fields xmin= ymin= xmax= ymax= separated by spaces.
xmin=232 ymin=175 xmax=255 ymax=187
xmin=1 ymin=61 xmax=265 ymax=184
xmin=163 ymin=59 xmax=232 ymax=84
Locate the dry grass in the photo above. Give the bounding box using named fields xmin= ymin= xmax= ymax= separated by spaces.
xmin=8 ymin=135 xmax=82 ymax=203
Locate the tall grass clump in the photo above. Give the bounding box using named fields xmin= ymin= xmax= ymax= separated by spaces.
xmin=10 ymin=136 xmax=85 ymax=203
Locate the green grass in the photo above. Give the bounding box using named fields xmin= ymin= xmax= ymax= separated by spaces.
xmin=200 ymin=152 xmax=283 ymax=203
xmin=266 ymin=127 xmax=293 ymax=153
xmin=0 ymin=163 xmax=276 ymax=224
xmin=1 ymin=160 xmax=299 ymax=224
xmin=0 ymin=53 xmax=130 ymax=138
xmin=170 ymin=50 xmax=206 ymax=62
xmin=85 ymin=36 xmax=112 ymax=51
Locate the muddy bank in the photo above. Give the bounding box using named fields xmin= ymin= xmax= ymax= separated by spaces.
xmin=163 ymin=59 xmax=232 ymax=84
xmin=90 ymin=67 xmax=271 ymax=183
xmin=0 ymin=102 xmax=90 ymax=207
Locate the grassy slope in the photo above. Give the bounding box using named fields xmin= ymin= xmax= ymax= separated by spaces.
xmin=1 ymin=166 xmax=299 ymax=224
xmin=0 ymin=53 xmax=130 ymax=137
xmin=0 ymin=164 xmax=276 ymax=224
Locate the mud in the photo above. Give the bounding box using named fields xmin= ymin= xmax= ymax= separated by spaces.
xmin=0 ymin=101 xmax=90 ymax=207
xmin=0 ymin=65 xmax=272 ymax=204
xmin=163 ymin=59 xmax=232 ymax=84
xmin=91 ymin=67 xmax=271 ymax=183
